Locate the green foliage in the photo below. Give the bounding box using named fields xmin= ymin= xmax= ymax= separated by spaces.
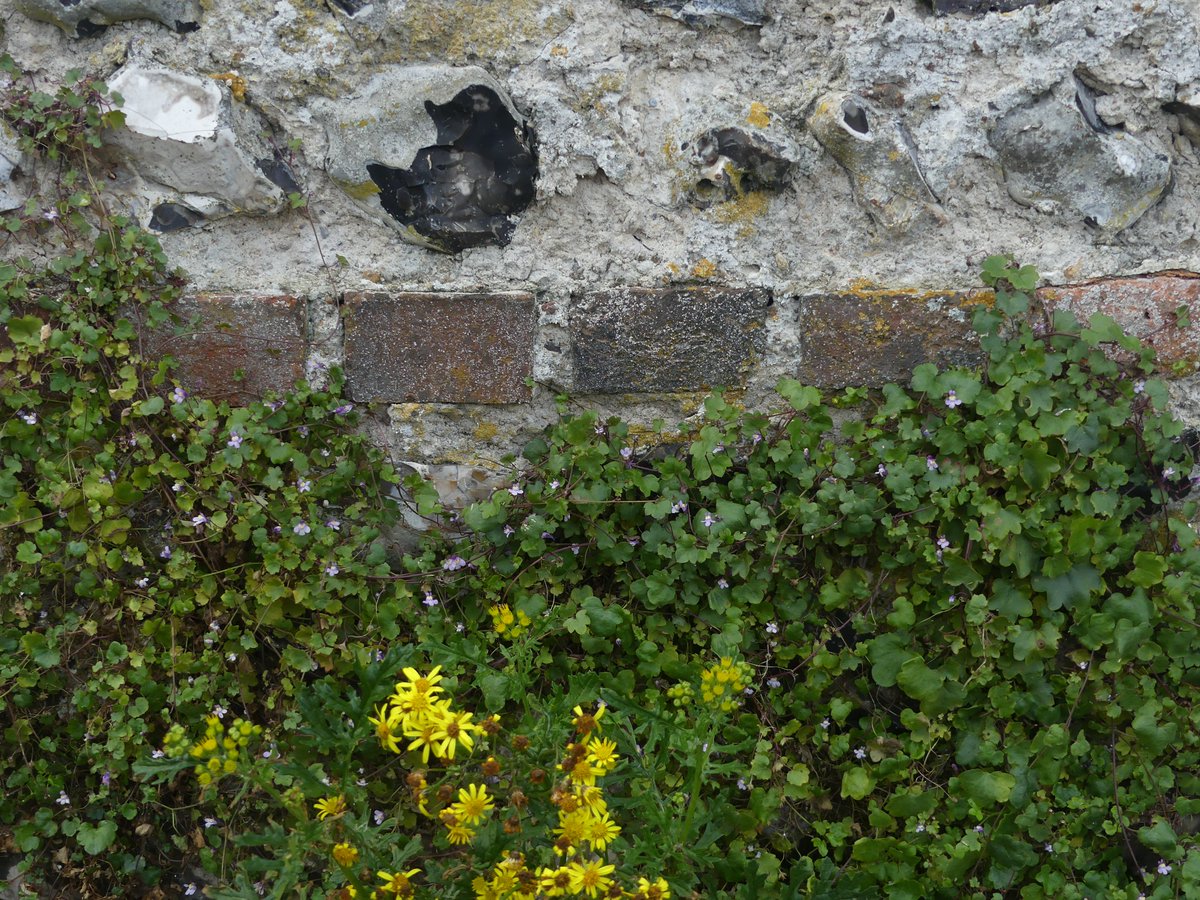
xmin=5 ymin=57 xmax=1200 ymax=900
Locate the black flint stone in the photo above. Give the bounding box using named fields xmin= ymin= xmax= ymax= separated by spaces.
xmin=74 ymin=18 xmax=106 ymax=35
xmin=366 ymin=85 xmax=537 ymax=254
xmin=257 ymin=158 xmax=301 ymax=195
xmin=927 ymin=0 xmax=1058 ymax=12
xmin=696 ymin=127 xmax=793 ymax=194
xmin=329 ymin=0 xmax=370 ymax=14
xmin=149 ymin=203 xmax=204 ymax=233
xmin=625 ymin=0 xmax=766 ymax=25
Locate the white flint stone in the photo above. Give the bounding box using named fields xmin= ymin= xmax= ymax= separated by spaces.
xmin=0 ymin=126 xmax=28 ymax=213
xmin=106 ymin=64 xmax=285 ymax=217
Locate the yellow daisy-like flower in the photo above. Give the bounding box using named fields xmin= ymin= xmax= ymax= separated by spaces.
xmin=584 ymin=812 xmax=620 ymax=850
xmin=398 ymin=666 xmax=444 ymax=695
xmin=314 ymin=795 xmax=347 ymax=821
xmin=585 ymin=737 xmax=619 ymax=773
xmin=452 ymin=783 xmax=495 ymax=825
xmin=446 ymin=822 xmax=476 ymax=845
xmin=377 ymin=868 xmax=420 ymax=896
xmin=636 ymin=876 xmax=671 ymax=899
xmin=571 ymin=703 xmax=606 ymax=742
xmin=404 ymin=717 xmax=440 ymax=764
xmin=368 ymin=703 xmax=403 ymax=754
xmin=331 ymin=842 xmax=359 ymax=867
xmin=432 ymin=707 xmax=478 ymax=761
xmin=562 ymin=755 xmax=600 ymax=786
xmin=553 ymin=809 xmax=589 ymax=849
xmin=538 ymin=866 xmax=574 ymax=896
xmin=567 ymin=859 xmax=615 ymax=898
xmin=575 ymin=785 xmax=607 ymax=815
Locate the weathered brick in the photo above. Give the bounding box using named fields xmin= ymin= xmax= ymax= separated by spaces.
xmin=572 ymin=286 xmax=771 ymax=393
xmin=1038 ymin=272 xmax=1200 ymax=370
xmin=797 ymin=290 xmax=983 ymax=388
xmin=144 ymin=293 xmax=307 ymax=399
xmin=343 ymin=292 xmax=535 ymax=404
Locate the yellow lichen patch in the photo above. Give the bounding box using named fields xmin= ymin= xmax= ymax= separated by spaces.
xmin=208 ymin=72 xmax=248 ymax=102
xmin=576 ymin=73 xmax=625 ymax=114
xmin=712 ymin=191 xmax=769 ymax=238
xmin=472 ymin=421 xmax=499 ymax=442
xmin=390 ymin=0 xmax=572 ymax=62
xmin=691 ymin=258 xmax=719 ymax=279
xmin=333 ymin=178 xmax=381 ymax=201
xmin=746 ymin=101 xmax=771 ymax=128
xmin=550 ymin=45 xmax=569 ymax=57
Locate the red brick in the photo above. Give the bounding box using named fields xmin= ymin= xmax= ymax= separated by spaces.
xmin=797 ymin=289 xmax=983 ymax=388
xmin=143 ymin=293 xmax=307 ymax=400
xmin=1038 ymin=272 xmax=1200 ymax=370
xmin=343 ymin=292 xmax=535 ymax=404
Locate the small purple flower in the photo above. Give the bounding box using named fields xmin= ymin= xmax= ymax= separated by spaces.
xmin=101 ymin=771 xmax=111 ymax=787
xmin=974 ymin=825 xmax=984 ymax=833
xmin=293 ymin=521 xmax=311 ymax=536
xmin=820 ymin=718 xmax=831 ymax=729
xmin=212 ymin=705 xmax=227 ymax=719
xmin=594 ymin=422 xmax=605 ymax=436
xmin=702 ymin=512 xmax=717 ymax=528
xmin=503 ymin=524 xmax=515 ymax=537
xmin=671 ymin=501 xmax=688 ymax=514
xmin=915 ymin=823 xmax=926 ymax=833
xmin=1134 ymin=380 xmax=1146 ymax=394
xmin=752 ymin=432 xmax=763 ymax=445
xmin=1163 ymin=467 xmax=1176 ymax=478
xmin=1158 ymin=860 xmax=1172 ymax=876
xmin=184 ymin=883 xmax=198 ymax=896
xmin=374 ymin=809 xmax=385 ymax=825
xmin=151 ymin=749 xmax=165 ymax=759
xmin=325 ymin=519 xmax=340 ymax=531
xmin=1044 ymin=843 xmax=1053 ymax=853
xmin=161 ymin=545 xmax=173 ymax=559
xmin=508 ymin=484 xmax=524 ymax=496
xmin=333 ymin=404 xmax=354 ymax=415
xmin=297 ymin=478 xmax=312 ymax=493
xmin=171 ymin=386 xmax=187 ymax=404
xmin=854 ymin=746 xmax=867 ymax=760
xmin=423 ymin=591 xmax=439 ymax=607
xmin=765 ymin=621 xmax=778 ymax=634
xmin=325 ymin=563 xmax=339 ymax=576
xmin=737 ymin=778 xmax=748 ymax=790
xmin=713 ymin=444 xmax=725 ymax=454
xmin=936 ymin=536 xmax=950 ymax=550
xmin=204 ymin=817 xmax=218 ymax=828
xmin=42 ymin=208 xmax=59 ymax=222
xmin=172 ymin=481 xmax=184 ymax=493
xmin=876 ymin=464 xmax=888 ymax=477
xmin=442 ymin=555 xmax=467 ymax=571
xmin=271 ymin=525 xmax=282 ymax=535
xmin=948 ymin=595 xmax=957 ymax=604
xmin=620 ymin=447 xmax=633 ymax=460
xmin=945 ymin=390 xmax=963 ymax=408
xmin=717 ymin=578 xmax=729 ymax=589
xmin=191 ymin=514 xmax=208 ymax=529
xmin=766 ymin=677 xmax=781 ymax=688
xmin=926 ymin=456 xmax=939 ymax=472
xmin=56 ymin=791 xmax=70 ymax=806
xmin=135 ymin=577 xmax=150 ymax=588
xmin=19 ymin=411 xmax=37 ymax=425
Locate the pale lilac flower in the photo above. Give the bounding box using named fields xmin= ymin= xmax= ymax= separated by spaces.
xmin=737 ymin=778 xmax=748 ymax=790
xmin=671 ymin=501 xmax=688 ymax=514
xmin=184 ymin=884 xmax=197 ymax=896
xmin=765 ymin=622 xmax=779 ymax=634
xmin=503 ymin=524 xmax=515 ymax=537
xmin=628 ymin=538 xmax=639 ymax=547
xmin=926 ymin=456 xmax=939 ymax=471
xmin=423 ymin=591 xmax=439 ymax=607
xmin=974 ymin=825 xmax=984 ymax=833
xmin=854 ymin=746 xmax=867 ymax=760
xmin=752 ymin=432 xmax=763 ymax=445
xmin=43 ymin=208 xmax=59 ymax=222
xmin=171 ymin=386 xmax=187 ymax=404
xmin=1158 ymin=861 xmax=1172 ymax=876
xmin=508 ymin=484 xmax=524 ymax=497
xmin=1044 ymin=843 xmax=1053 ymax=853
xmin=227 ymin=652 xmax=238 ymax=662
xmin=571 ymin=545 xmax=581 ymax=554
xmin=876 ymin=464 xmax=888 ymax=477
xmin=190 ymin=514 xmax=208 ymax=528
xmin=209 ymin=620 xmax=221 ymax=632
xmin=594 ymin=422 xmax=605 ymax=435
xmin=254 ymin=883 xmax=266 ymax=897
xmin=325 ymin=563 xmax=339 ymax=576
xmin=1134 ymin=380 xmax=1146 ymax=394
xmin=297 ymin=478 xmax=312 ymax=493
xmin=717 ymin=578 xmax=729 ymax=589
xmin=455 ymin=622 xmax=465 ymax=633
xmin=333 ymin=404 xmax=353 ymax=415
xmin=702 ymin=513 xmax=717 ymax=527
xmin=204 ymin=817 xmax=218 ymax=828
xmin=948 ymin=595 xmax=957 ymax=604
xmin=915 ymin=824 xmax=926 ymax=833
xmin=172 ymin=481 xmax=184 ymax=493
xmin=212 ymin=705 xmax=227 ymax=719
xmin=766 ymin=677 xmax=781 ymax=689
xmin=101 ymin=771 xmax=111 ymax=787
xmin=152 ymin=749 xmax=165 ymax=759
xmin=19 ymin=411 xmax=37 ymax=425
xmin=227 ymin=431 xmax=242 ymax=449
xmin=1079 ymin=661 xmax=1088 ymax=669
xmin=56 ymin=791 xmax=71 ymax=806
xmin=937 ymin=536 xmax=950 ymax=550
xmin=325 ymin=519 xmax=340 ymax=531
xmin=319 ymin=449 xmax=330 ymax=458
xmin=293 ymin=521 xmax=311 ymax=536
xmin=135 ymin=577 xmax=150 ymax=588
xmin=549 ymin=480 xmax=560 ymax=490
xmin=820 ymin=718 xmax=831 ymax=729
xmin=945 ymin=390 xmax=963 ymax=408
xmin=620 ymin=447 xmax=633 ymax=460
xmin=374 ymin=809 xmax=385 ymax=825
xmin=442 ymin=555 xmax=467 ymax=571
xmin=1163 ymin=467 xmax=1176 ymax=478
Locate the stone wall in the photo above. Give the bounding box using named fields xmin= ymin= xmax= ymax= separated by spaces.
xmin=3 ymin=0 xmax=1200 ymax=504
